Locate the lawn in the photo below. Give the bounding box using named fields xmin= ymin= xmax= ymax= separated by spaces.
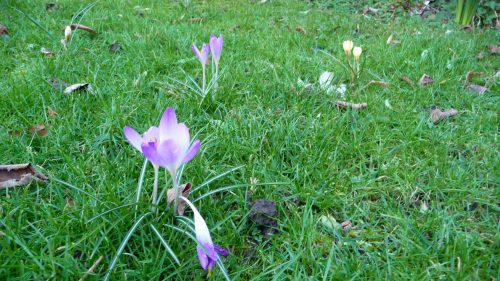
xmin=0 ymin=0 xmax=499 ymax=280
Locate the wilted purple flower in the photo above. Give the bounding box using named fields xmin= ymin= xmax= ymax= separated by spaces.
xmin=181 ymin=196 xmax=229 ymax=271
xmin=209 ymin=34 xmax=223 ymax=66
xmin=124 ymin=108 xmax=200 ymax=177
xmin=192 ymin=43 xmax=210 ymax=65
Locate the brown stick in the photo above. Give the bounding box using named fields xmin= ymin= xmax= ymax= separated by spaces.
xmin=78 ymin=255 xmax=104 ymax=281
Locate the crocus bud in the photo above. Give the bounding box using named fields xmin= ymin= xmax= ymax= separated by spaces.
xmin=343 ymin=40 xmax=353 ymax=56
xmin=64 ymin=26 xmax=72 ymax=42
xmin=353 ymin=46 xmax=362 ymax=61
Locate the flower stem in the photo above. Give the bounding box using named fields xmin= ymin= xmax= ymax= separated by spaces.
xmin=172 ymin=171 xmax=179 ymax=216
xmin=202 ymin=65 xmax=206 ymax=96
xmin=151 ymin=165 xmax=159 ymax=211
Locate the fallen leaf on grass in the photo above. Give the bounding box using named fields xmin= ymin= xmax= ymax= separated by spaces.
xmin=167 ymin=183 xmax=192 ymax=215
xmin=468 ymin=84 xmax=488 ymax=94
xmin=336 ymin=101 xmax=368 ymax=110
xmin=108 ymin=42 xmax=122 ymax=53
xmin=249 ymin=199 xmax=278 ymax=236
xmin=476 ymin=51 xmax=484 ymax=60
xmin=462 ymin=25 xmax=473 ymax=32
xmin=430 ymin=107 xmax=458 ymax=124
xmin=68 ymin=24 xmax=97 ymax=34
xmin=419 ymin=74 xmax=433 ymax=86
xmin=78 ymin=255 xmax=104 ymax=281
xmin=0 ymin=24 xmax=8 ymax=35
xmin=465 ymin=71 xmax=483 ymax=83
xmin=63 ymin=83 xmax=93 ymax=95
xmin=66 ymin=197 xmax=75 ymax=208
xmin=367 ymin=80 xmax=391 ymax=87
xmin=341 ymin=220 xmax=352 ymax=230
xmin=319 ymin=215 xmax=341 ymax=232
xmin=189 ymin=17 xmax=203 ymax=23
xmin=46 ymin=3 xmax=59 ymax=11
xmin=384 ymin=99 xmax=392 ymax=109
xmin=47 ymin=77 xmax=65 ymax=90
xmin=48 ymin=106 xmax=58 ymax=118
xmin=488 ymin=45 xmax=500 ymax=55
xmin=295 ymin=26 xmax=306 ymax=35
xmin=400 ymin=76 xmax=414 ymax=85
xmin=28 ymin=124 xmax=49 ymax=137
xmin=386 ymin=34 xmax=400 ymax=45
xmin=41 ymin=47 xmax=55 ymax=57
xmin=0 ymin=163 xmax=48 ymax=189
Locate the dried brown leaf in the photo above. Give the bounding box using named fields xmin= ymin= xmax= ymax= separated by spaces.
xmin=68 ymin=24 xmax=97 ymax=34
xmin=63 ymin=83 xmax=92 ymax=94
xmin=48 ymin=106 xmax=58 ymax=118
xmin=0 ymin=24 xmax=8 ymax=35
xmin=476 ymin=51 xmax=484 ymax=60
xmin=430 ymin=107 xmax=458 ymax=124
xmin=400 ymin=76 xmax=414 ymax=85
xmin=419 ymin=74 xmax=433 ymax=86
xmin=336 ymin=101 xmax=368 ymax=110
xmin=66 ymin=197 xmax=75 ymax=208
xmin=468 ymin=84 xmax=488 ymax=94
xmin=489 ymin=44 xmax=500 ymax=55
xmin=78 ymin=255 xmax=104 ymax=281
xmin=46 ymin=3 xmax=59 ymax=11
xmin=341 ymin=220 xmax=352 ymax=230
xmin=367 ymin=80 xmax=391 ymax=87
xmin=28 ymin=124 xmax=49 ymax=137
xmin=41 ymin=47 xmax=55 ymax=57
xmin=167 ymin=183 xmax=192 ymax=215
xmin=109 ymin=42 xmax=122 ymax=53
xmin=295 ymin=26 xmax=306 ymax=35
xmin=0 ymin=163 xmax=48 ymax=189
xmin=462 ymin=25 xmax=473 ymax=32
xmin=465 ymin=71 xmax=482 ymax=83
xmin=189 ymin=17 xmax=203 ymax=23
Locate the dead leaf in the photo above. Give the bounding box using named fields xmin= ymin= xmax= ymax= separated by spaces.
xmin=430 ymin=107 xmax=458 ymax=124
xmin=46 ymin=3 xmax=59 ymax=11
xmin=488 ymin=45 xmax=500 ymax=55
xmin=109 ymin=42 xmax=122 ymax=53
xmin=48 ymin=106 xmax=58 ymax=118
xmin=400 ymin=76 xmax=414 ymax=85
xmin=167 ymin=183 xmax=192 ymax=215
xmin=468 ymin=84 xmax=488 ymax=94
xmin=0 ymin=24 xmax=8 ymax=35
xmin=68 ymin=24 xmax=96 ymax=34
xmin=419 ymin=74 xmax=433 ymax=86
xmin=386 ymin=34 xmax=401 ymax=45
xmin=0 ymin=163 xmax=48 ymax=189
xmin=465 ymin=71 xmax=483 ymax=83
xmin=319 ymin=215 xmax=341 ymax=232
xmin=249 ymin=199 xmax=278 ymax=236
xmin=63 ymin=83 xmax=93 ymax=95
xmin=48 ymin=77 xmax=64 ymax=90
xmin=476 ymin=51 xmax=484 ymax=60
xmin=367 ymin=80 xmax=391 ymax=87
xmin=66 ymin=197 xmax=75 ymax=208
xmin=78 ymin=255 xmax=104 ymax=281
xmin=28 ymin=124 xmax=49 ymax=137
xmin=295 ymin=26 xmax=306 ymax=35
xmin=189 ymin=17 xmax=203 ymax=23
xmin=41 ymin=47 xmax=55 ymax=57
xmin=336 ymin=101 xmax=368 ymax=110
xmin=462 ymin=25 xmax=473 ymax=32
xmin=341 ymin=220 xmax=352 ymax=230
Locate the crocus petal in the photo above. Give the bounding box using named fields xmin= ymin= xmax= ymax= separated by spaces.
xmin=143 ymin=126 xmax=159 ymax=143
xmin=182 ymin=140 xmax=200 ymax=164
xmin=159 ymin=108 xmax=178 ymax=141
xmin=156 ymin=139 xmax=181 ymax=168
xmin=214 ymin=244 xmax=229 ymax=257
xmin=141 ymin=142 xmax=162 ymax=166
xmin=123 ymin=126 xmax=142 ymax=151
xmin=197 ymin=246 xmax=209 ymax=270
xmin=175 ymin=123 xmax=191 ymax=152
xmin=201 ymin=44 xmax=210 ymax=65
xmin=192 ymin=44 xmax=201 ymax=61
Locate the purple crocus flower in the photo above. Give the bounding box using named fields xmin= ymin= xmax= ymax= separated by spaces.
xmin=192 ymin=43 xmax=210 ymax=66
xmin=181 ymin=196 xmax=229 ymax=271
xmin=123 ymin=108 xmax=200 ymax=177
xmin=209 ymin=34 xmax=223 ymax=66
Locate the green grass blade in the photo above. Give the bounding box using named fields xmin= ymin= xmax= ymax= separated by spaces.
xmin=134 ymin=159 xmax=149 ymax=219
xmin=193 ymin=182 xmax=287 ymax=203
xmin=150 ymin=224 xmax=181 ymax=266
xmin=86 ymin=203 xmax=137 ymax=224
xmin=191 ymin=165 xmax=245 ymax=193
xmin=103 ymin=212 xmax=151 ymax=281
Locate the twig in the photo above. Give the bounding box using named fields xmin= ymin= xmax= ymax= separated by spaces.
xmin=78 ymin=255 xmax=104 ymax=281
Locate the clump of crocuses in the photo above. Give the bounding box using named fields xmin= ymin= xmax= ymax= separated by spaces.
xmin=342 ymin=40 xmax=362 ymax=83
xmin=192 ymin=34 xmax=224 ymax=95
xmin=122 ymin=107 xmax=229 ymax=278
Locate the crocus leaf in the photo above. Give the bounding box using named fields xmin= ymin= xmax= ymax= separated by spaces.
xmin=0 ymin=163 xmax=48 ymax=189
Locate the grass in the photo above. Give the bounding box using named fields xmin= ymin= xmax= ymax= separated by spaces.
xmin=1 ymin=0 xmax=499 ymax=280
